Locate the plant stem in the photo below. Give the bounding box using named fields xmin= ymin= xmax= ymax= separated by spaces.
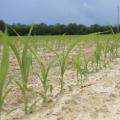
xmin=60 ymin=75 xmax=64 ymax=94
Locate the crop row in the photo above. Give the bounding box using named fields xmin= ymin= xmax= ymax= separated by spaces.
xmin=0 ymin=28 xmax=120 ymax=117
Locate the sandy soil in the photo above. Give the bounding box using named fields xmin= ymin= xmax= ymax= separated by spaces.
xmin=15 ymin=58 xmax=120 ymax=120
xmin=1 ymin=57 xmax=120 ymax=120
xmin=1 ymin=42 xmax=120 ymax=120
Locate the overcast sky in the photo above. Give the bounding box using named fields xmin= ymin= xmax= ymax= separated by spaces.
xmin=0 ymin=0 xmax=120 ymax=25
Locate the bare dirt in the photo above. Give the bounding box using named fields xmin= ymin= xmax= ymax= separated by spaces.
xmin=18 ymin=58 xmax=120 ymax=120
xmin=1 ymin=42 xmax=120 ymax=120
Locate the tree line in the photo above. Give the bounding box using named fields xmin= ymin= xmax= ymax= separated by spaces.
xmin=0 ymin=20 xmax=119 ymax=36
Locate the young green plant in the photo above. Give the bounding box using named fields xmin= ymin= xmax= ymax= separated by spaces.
xmin=37 ymin=56 xmax=59 ymax=103
xmin=9 ymin=25 xmax=39 ymax=114
xmin=93 ymin=40 xmax=102 ymax=71
xmin=0 ymin=30 xmax=10 ymax=116
xmin=72 ymin=51 xmax=82 ymax=85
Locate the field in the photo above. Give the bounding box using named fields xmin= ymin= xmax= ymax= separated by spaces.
xmin=0 ymin=32 xmax=120 ymax=120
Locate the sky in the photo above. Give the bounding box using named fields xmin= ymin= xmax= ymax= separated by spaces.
xmin=0 ymin=0 xmax=120 ymax=25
